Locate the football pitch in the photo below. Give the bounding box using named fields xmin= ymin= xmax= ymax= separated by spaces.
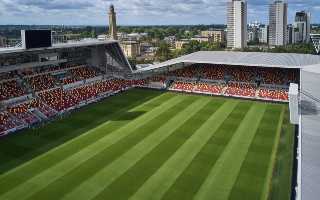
xmin=0 ymin=88 xmax=294 ymax=200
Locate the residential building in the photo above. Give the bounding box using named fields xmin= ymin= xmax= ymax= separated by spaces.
xmin=227 ymin=0 xmax=247 ymax=49
xmin=121 ymin=41 xmax=140 ymax=58
xmin=191 ymin=36 xmax=213 ymax=43
xmin=294 ymin=11 xmax=311 ymax=43
xmin=201 ymin=30 xmax=226 ymax=43
xmin=175 ymin=40 xmax=190 ymax=50
xmin=259 ymin=25 xmax=268 ymax=44
xmin=269 ymin=0 xmax=288 ymax=46
xmin=287 ymin=24 xmax=295 ymax=44
xmin=164 ymin=36 xmax=176 ymax=47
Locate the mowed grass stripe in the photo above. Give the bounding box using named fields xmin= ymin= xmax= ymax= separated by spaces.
xmin=269 ymin=106 xmax=294 ymax=200
xmin=160 ymin=102 xmax=253 ymax=200
xmin=129 ymin=100 xmax=239 ymax=200
xmin=194 ymin=103 xmax=267 ymax=200
xmin=91 ymin=99 xmax=226 ymax=200
xmin=228 ymin=104 xmax=284 ymax=200
xmin=61 ymin=97 xmax=218 ymax=200
xmin=0 ymin=90 xmax=160 ymax=175
xmin=5 ymin=135 xmax=49 ymax=150
xmin=261 ymin=106 xmax=285 ymax=200
xmin=0 ymin=90 xmax=167 ymax=192
xmin=0 ymin=94 xmax=183 ymax=200
xmin=26 ymin=96 xmax=199 ymax=200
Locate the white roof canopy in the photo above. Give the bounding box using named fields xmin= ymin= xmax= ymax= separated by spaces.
xmin=135 ymin=51 xmax=320 ymax=73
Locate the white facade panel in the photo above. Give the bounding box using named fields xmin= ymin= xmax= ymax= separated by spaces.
xmin=289 ymin=83 xmax=299 ymax=124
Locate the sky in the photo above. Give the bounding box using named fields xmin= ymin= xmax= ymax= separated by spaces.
xmin=0 ymin=0 xmax=319 ymax=25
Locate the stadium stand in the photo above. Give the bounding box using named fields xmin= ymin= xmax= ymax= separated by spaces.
xmin=200 ymin=65 xmax=226 ymax=80
xmin=170 ymin=81 xmax=195 ymax=92
xmin=225 ymin=82 xmax=257 ymax=97
xmin=26 ymin=74 xmax=57 ymax=91
xmin=0 ymin=80 xmax=26 ymax=101
xmin=69 ymin=66 xmax=97 ymax=80
xmin=8 ymin=104 xmax=39 ymax=125
xmin=258 ymin=88 xmax=289 ymax=101
xmin=160 ymin=64 xmax=293 ymax=101
xmin=194 ymin=82 xmax=224 ymax=95
xmin=0 ymin=112 xmax=22 ymax=136
xmin=0 ymin=59 xmax=297 ymax=137
xmin=38 ymin=88 xmax=78 ymax=112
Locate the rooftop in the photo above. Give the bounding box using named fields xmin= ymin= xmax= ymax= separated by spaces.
xmin=135 ymin=51 xmax=320 ymax=73
xmin=0 ymin=39 xmax=117 ymax=55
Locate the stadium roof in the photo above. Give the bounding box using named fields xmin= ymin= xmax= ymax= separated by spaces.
xmin=134 ymin=51 xmax=320 ymax=73
xmin=135 ymin=50 xmax=320 ymax=200
xmin=300 ymin=69 xmax=320 ymax=200
xmin=302 ymin=64 xmax=320 ymax=74
xmin=0 ymin=39 xmax=133 ymax=73
xmin=0 ymin=39 xmax=117 ymax=55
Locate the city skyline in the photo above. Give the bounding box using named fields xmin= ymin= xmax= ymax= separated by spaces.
xmin=0 ymin=0 xmax=319 ymax=25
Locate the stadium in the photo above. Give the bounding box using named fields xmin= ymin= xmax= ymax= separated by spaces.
xmin=0 ymin=30 xmax=319 ymax=200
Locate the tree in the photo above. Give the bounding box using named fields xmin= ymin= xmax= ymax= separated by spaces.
xmin=156 ymin=42 xmax=173 ymax=61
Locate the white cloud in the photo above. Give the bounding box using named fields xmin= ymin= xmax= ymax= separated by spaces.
xmin=0 ymin=0 xmax=318 ymax=25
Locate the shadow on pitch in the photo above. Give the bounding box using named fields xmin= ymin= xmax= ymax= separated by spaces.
xmin=0 ymin=89 xmax=162 ymax=175
xmin=111 ymin=111 xmax=146 ymax=121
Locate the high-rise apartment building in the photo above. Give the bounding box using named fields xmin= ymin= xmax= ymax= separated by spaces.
xmin=269 ymin=0 xmax=288 ymax=46
xmin=294 ymin=11 xmax=311 ymax=43
xmin=287 ymin=24 xmax=295 ymax=44
xmin=227 ymin=0 xmax=247 ymax=49
xmin=259 ymin=25 xmax=269 ymax=44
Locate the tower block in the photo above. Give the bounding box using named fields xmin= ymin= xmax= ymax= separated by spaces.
xmin=109 ymin=5 xmax=118 ymax=40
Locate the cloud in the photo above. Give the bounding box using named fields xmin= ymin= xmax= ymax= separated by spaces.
xmin=0 ymin=0 xmax=318 ymax=25
xmin=4 ymin=0 xmax=94 ymax=10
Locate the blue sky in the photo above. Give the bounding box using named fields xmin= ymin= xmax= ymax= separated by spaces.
xmin=0 ymin=0 xmax=319 ymax=25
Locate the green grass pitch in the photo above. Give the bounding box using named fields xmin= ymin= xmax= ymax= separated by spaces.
xmin=0 ymin=88 xmax=294 ymax=200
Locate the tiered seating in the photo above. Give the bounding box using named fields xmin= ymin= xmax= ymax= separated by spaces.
xmin=259 ymin=68 xmax=285 ymax=85
xmin=148 ymin=76 xmax=166 ymax=83
xmin=68 ymin=84 xmax=101 ymax=102
xmin=258 ymin=88 xmax=289 ymax=101
xmin=38 ymin=89 xmax=77 ymax=112
xmin=28 ymin=99 xmax=56 ymax=118
xmin=225 ymin=82 xmax=257 ymax=97
xmin=229 ymin=66 xmax=255 ymax=82
xmin=27 ymin=74 xmax=56 ymax=91
xmin=0 ymin=80 xmax=25 ymax=101
xmin=127 ymin=79 xmax=147 ymax=87
xmin=194 ymin=82 xmax=224 ymax=95
xmin=67 ymin=80 xmax=124 ymax=103
xmin=0 ymin=112 xmax=18 ymax=135
xmin=170 ymin=82 xmax=195 ymax=92
xmin=287 ymin=71 xmax=298 ymax=83
xmin=70 ymin=66 xmax=97 ymax=80
xmin=38 ymin=79 xmax=136 ymax=112
xmin=8 ymin=104 xmax=39 ymax=125
xmin=169 ymin=66 xmax=198 ymax=78
xmin=200 ymin=65 xmax=226 ymax=80
xmin=62 ymin=77 xmax=78 ymax=85
xmin=42 ymin=64 xmax=77 ymax=73
xmin=0 ymin=62 xmax=298 ymax=137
